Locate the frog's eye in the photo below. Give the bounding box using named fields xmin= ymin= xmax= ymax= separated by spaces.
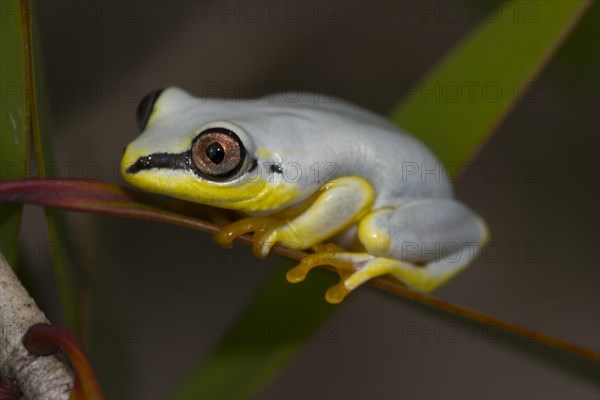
xmin=191 ymin=128 xmax=246 ymax=179
xmin=136 ymin=89 xmax=164 ymax=131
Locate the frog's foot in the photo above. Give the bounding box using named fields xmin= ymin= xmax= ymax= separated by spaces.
xmin=286 ymin=249 xmax=459 ymax=304
xmin=286 ymin=249 xmax=378 ymax=303
xmin=214 ymin=217 xmax=293 ymax=258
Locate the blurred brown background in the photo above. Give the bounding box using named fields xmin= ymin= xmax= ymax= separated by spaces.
xmin=16 ymin=0 xmax=599 ymax=398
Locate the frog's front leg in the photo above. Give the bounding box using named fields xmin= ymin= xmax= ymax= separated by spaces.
xmin=288 ymin=199 xmax=489 ymax=303
xmin=214 ymin=176 xmax=375 ymax=257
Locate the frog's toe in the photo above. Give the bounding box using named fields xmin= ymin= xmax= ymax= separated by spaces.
xmin=214 ymin=217 xmax=280 ymax=250
xmin=325 ymin=281 xmax=353 ymax=304
xmin=251 ymin=225 xmax=284 ymax=257
xmin=326 ymin=258 xmax=404 ymax=303
xmin=286 ymin=249 xmax=358 ymax=283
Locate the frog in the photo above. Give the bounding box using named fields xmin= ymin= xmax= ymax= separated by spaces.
xmin=121 ymin=87 xmax=488 ymax=303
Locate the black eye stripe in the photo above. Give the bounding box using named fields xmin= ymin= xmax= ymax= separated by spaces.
xmin=125 ymin=152 xmax=189 ymax=174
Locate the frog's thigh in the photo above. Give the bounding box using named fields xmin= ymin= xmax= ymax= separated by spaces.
xmin=357 ymin=199 xmax=488 ymax=291
xmin=251 ymin=176 xmax=375 ymax=256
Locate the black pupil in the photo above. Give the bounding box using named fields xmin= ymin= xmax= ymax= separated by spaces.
xmin=206 ymin=142 xmax=225 ymax=164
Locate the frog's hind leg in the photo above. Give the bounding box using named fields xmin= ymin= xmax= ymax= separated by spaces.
xmin=358 ymin=198 xmax=488 ymax=290
xmin=287 ymin=199 xmax=488 ymax=303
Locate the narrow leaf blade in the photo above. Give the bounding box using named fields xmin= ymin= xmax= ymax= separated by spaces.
xmin=19 ymin=0 xmax=81 ymax=323
xmin=175 ymin=265 xmax=337 ymax=399
xmin=0 ymin=0 xmax=30 ymax=267
xmin=391 ymin=0 xmax=591 ymax=166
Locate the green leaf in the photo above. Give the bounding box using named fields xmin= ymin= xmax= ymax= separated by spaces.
xmin=0 ymin=0 xmax=30 ymax=267
xmin=25 ymin=0 xmax=80 ymax=323
xmin=391 ymin=0 xmax=591 ymax=167
xmin=0 ymin=0 xmax=78 ymax=322
xmin=175 ymin=265 xmax=337 ymax=399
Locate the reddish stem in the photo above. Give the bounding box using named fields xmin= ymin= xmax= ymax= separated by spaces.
xmin=0 ymin=377 xmax=23 ymax=400
xmin=22 ymin=323 xmax=104 ymax=399
xmin=3 ymin=179 xmax=599 ymax=362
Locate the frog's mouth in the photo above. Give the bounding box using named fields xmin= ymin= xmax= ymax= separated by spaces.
xmin=125 ymin=152 xmax=190 ymax=174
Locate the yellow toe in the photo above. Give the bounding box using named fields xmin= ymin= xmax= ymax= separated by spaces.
xmin=325 ymin=282 xmax=351 ymax=304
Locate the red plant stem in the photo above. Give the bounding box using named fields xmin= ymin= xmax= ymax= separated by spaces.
xmin=0 ymin=376 xmax=23 ymax=400
xmin=22 ymin=323 xmax=104 ymax=399
xmin=2 ymin=179 xmax=599 ymax=362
